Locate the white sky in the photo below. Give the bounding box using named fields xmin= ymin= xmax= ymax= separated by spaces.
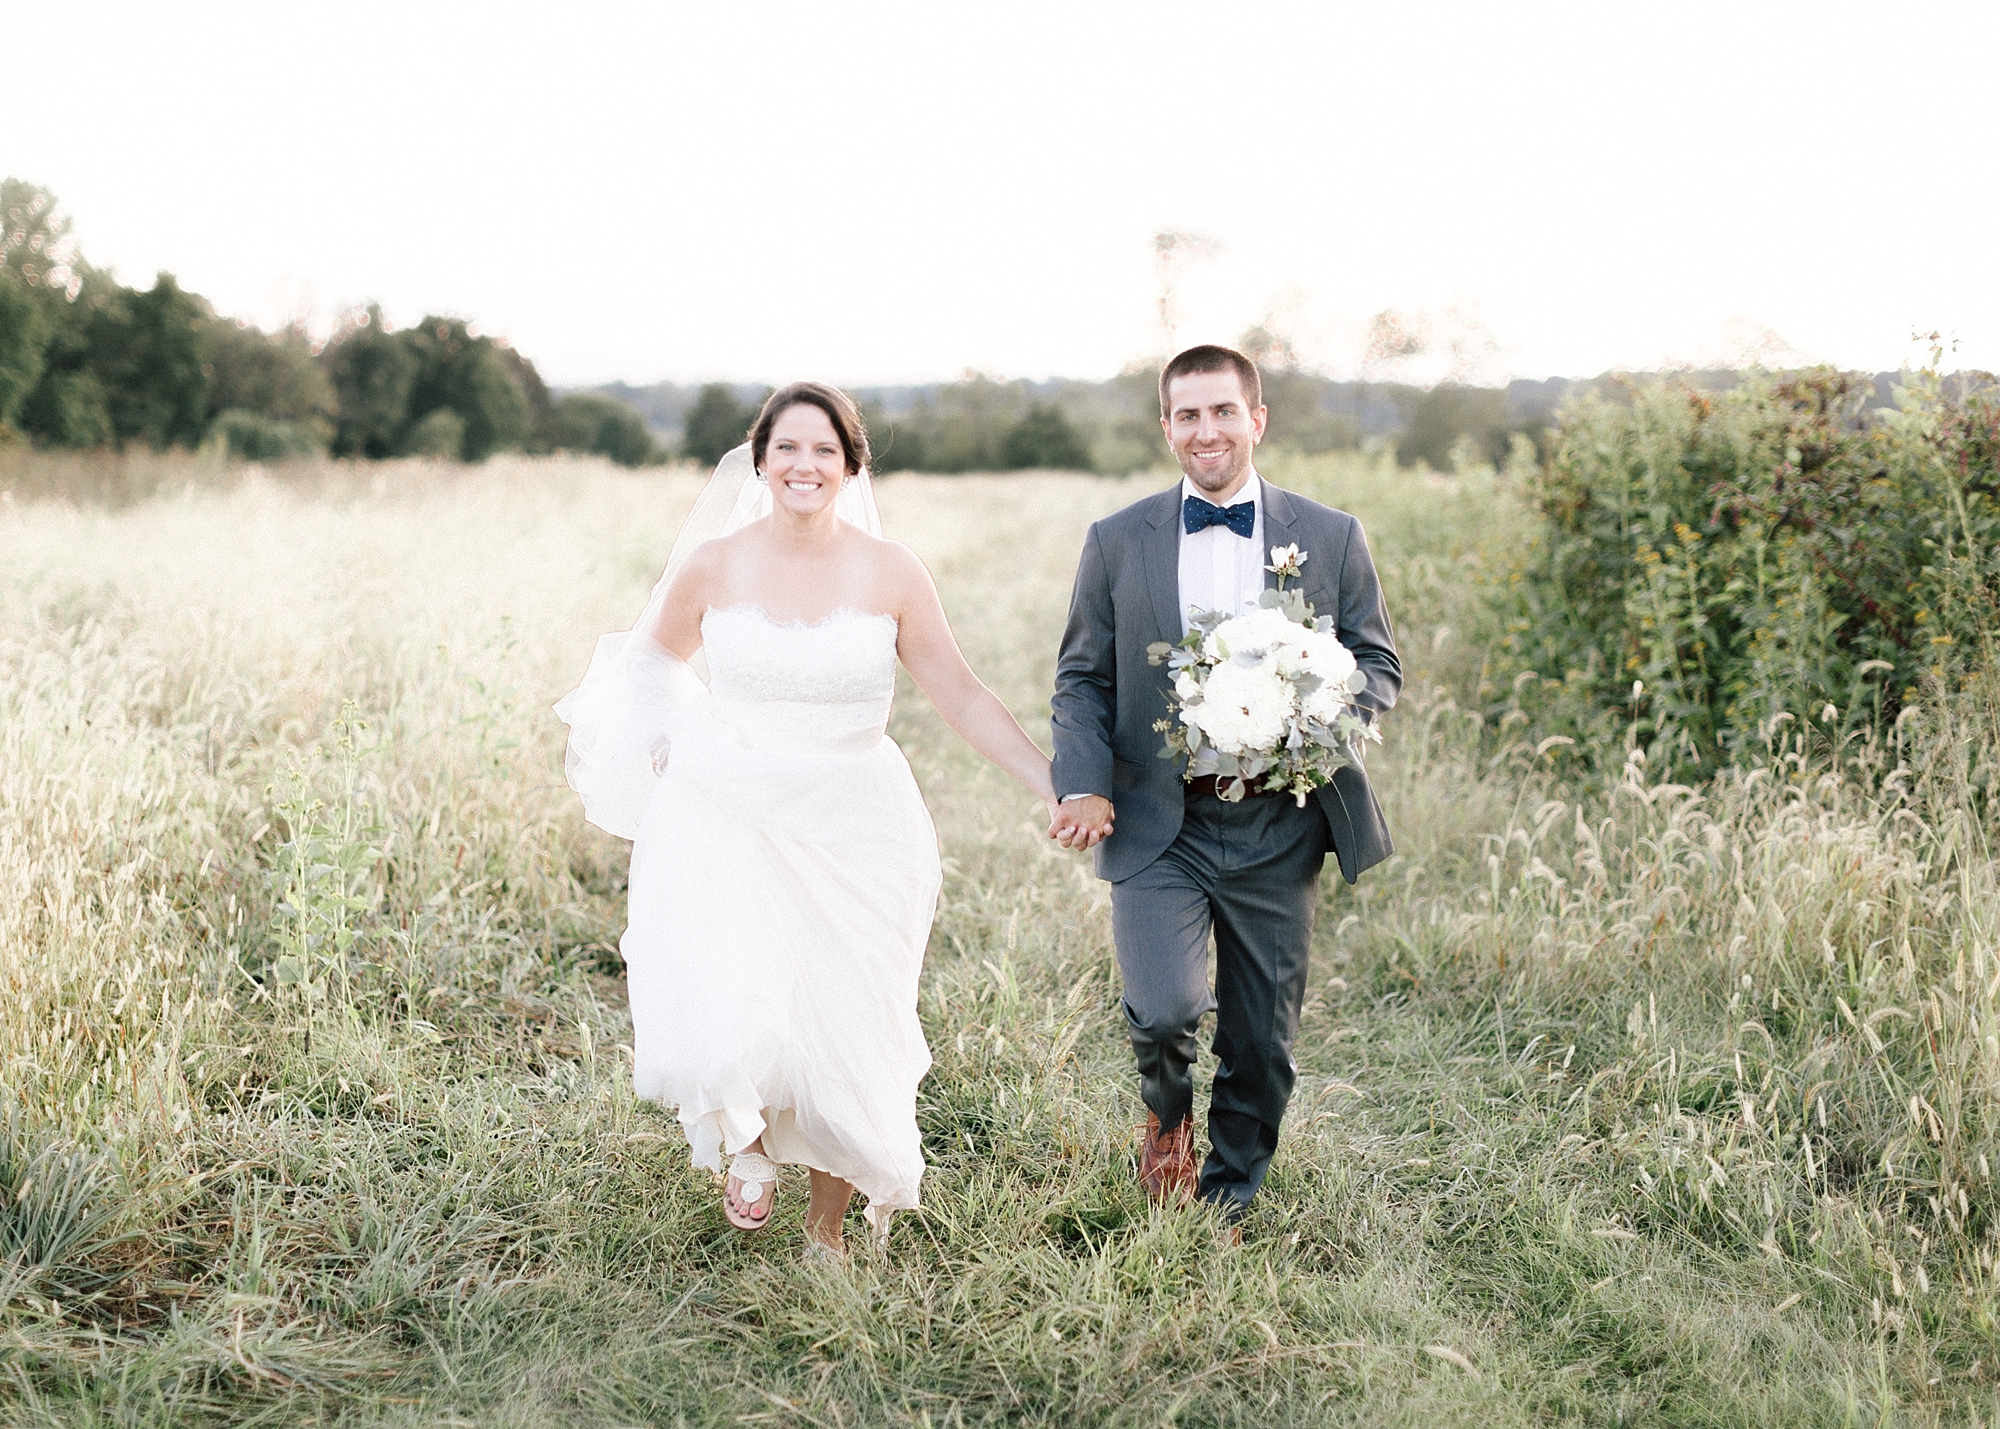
xmin=14 ymin=0 xmax=1998 ymax=386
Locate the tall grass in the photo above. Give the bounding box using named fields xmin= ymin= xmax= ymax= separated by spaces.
xmin=2 ymin=450 xmax=1998 ymax=1424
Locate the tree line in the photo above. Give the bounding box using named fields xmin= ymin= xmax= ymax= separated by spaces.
xmin=609 ymin=367 xmax=1577 ymax=476
xmin=0 ymin=180 xmax=659 ymax=466
xmin=6 ymin=178 xmax=1933 ymax=481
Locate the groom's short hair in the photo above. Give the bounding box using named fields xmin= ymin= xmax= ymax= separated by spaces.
xmin=1160 ymin=345 xmax=1263 ymax=416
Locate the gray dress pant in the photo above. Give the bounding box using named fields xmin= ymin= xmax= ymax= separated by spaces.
xmin=1109 ymin=785 xmax=1329 ymax=1215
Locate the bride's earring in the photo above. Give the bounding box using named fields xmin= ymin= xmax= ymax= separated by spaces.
xmin=841 ymin=474 xmax=855 ymax=490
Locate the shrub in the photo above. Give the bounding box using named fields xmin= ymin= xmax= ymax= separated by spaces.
xmin=202 ymin=320 xmax=334 ymax=441
xmin=542 ymin=392 xmax=657 ymax=466
xmin=402 ymin=316 xmax=533 ymax=462
xmin=0 ymin=272 xmax=47 ymax=426
xmin=404 ymin=408 xmax=466 ymax=460
xmin=681 ymin=383 xmax=756 ymax=467
xmin=1492 ymin=367 xmax=2000 ymax=774
xmin=322 ymin=306 xmax=418 ymax=458
xmin=19 ymin=368 xmax=111 ymax=448
xmin=88 ymin=274 xmax=213 ymax=449
xmin=207 ymin=408 xmax=325 ymax=462
xmin=1401 ymin=383 xmax=1513 ymax=471
xmin=1001 ymin=401 xmax=1092 ymax=470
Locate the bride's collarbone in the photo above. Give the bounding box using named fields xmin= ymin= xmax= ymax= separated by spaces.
xmin=703 ymin=545 xmax=904 ymax=629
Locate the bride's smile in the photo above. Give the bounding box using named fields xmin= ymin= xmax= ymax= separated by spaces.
xmin=762 ymin=405 xmax=848 ymax=517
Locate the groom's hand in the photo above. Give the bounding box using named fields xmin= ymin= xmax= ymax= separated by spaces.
xmin=1049 ymin=795 xmax=1115 ymax=850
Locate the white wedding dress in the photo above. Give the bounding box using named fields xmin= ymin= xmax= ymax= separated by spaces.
xmin=619 ymin=604 xmax=942 ymax=1219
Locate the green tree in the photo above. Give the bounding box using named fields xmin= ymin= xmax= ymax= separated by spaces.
xmin=1001 ymin=402 xmax=1092 ymax=470
xmin=86 ymin=274 xmax=211 ymax=448
xmin=543 ymin=392 xmax=657 ymax=467
xmin=18 ymin=370 xmax=110 ymax=447
xmin=1259 ymin=369 xmax=1359 ymax=454
xmin=321 ymin=307 xmax=417 ymax=457
xmin=1 ymin=179 xmax=81 ymax=299
xmin=402 ymin=316 xmax=532 ymax=461
xmin=4 ymin=181 xmax=115 ymax=448
xmin=207 ymin=410 xmax=324 ymax=462
xmin=404 ymin=408 xmax=467 ymax=460
xmin=203 ymin=321 xmax=334 ymax=432
xmin=0 ymin=273 xmax=46 ymax=428
xmin=682 ymin=384 xmax=755 ymax=466
xmin=1399 ymin=384 xmax=1511 ymax=470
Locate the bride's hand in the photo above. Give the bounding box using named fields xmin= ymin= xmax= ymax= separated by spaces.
xmin=649 ymin=738 xmax=672 ymax=776
xmin=1048 ymin=795 xmax=1114 ymax=850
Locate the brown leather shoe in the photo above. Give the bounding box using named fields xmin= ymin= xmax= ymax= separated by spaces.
xmin=1138 ymin=1112 xmax=1197 ymax=1205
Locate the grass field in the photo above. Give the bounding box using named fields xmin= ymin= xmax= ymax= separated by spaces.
xmin=3 ymin=447 xmax=1999 ymax=1426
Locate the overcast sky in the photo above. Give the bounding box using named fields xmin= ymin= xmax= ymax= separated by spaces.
xmin=14 ymin=0 xmax=1997 ymax=386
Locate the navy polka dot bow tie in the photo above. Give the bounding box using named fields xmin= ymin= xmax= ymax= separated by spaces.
xmin=1182 ymin=494 xmax=1255 ymax=538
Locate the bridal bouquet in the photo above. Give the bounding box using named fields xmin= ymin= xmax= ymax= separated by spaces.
xmin=1147 ymin=544 xmax=1379 ymax=805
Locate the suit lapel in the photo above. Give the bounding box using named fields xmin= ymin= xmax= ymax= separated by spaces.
xmin=1260 ymin=480 xmax=1296 ymax=594
xmin=1141 ymin=487 xmax=1185 ymax=644
xmin=1259 ymin=480 xmax=1335 ymax=616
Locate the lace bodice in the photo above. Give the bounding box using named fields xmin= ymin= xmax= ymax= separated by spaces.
xmin=701 ymin=605 xmax=900 ymax=751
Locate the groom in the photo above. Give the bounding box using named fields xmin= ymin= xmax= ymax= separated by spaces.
xmin=1049 ymin=344 xmax=1401 ymax=1224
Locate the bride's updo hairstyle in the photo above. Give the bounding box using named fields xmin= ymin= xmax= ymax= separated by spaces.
xmin=750 ymin=382 xmax=872 ymax=477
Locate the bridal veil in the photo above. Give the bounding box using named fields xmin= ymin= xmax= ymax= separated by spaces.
xmin=552 ymin=442 xmax=884 ymax=837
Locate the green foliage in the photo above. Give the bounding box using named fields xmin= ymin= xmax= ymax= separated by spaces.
xmin=18 ymin=368 xmax=112 ymax=448
xmin=0 ymin=1106 xmax=131 ymax=1304
xmin=1001 ymin=401 xmax=1092 ymax=470
xmin=2 ymin=180 xmax=565 ymax=463
xmin=85 ymin=274 xmax=213 ymax=448
xmin=0 ymin=179 xmax=81 ymax=298
xmin=1401 ymin=383 xmax=1514 ymax=470
xmin=543 ymin=391 xmax=658 ymax=466
xmin=207 ymin=408 xmax=325 ymax=461
xmin=0 ymin=272 xmax=46 ymax=427
xmin=322 ymin=305 xmax=418 ymax=457
xmin=1492 ymin=367 xmax=2000 ymax=774
xmin=1261 ymin=367 xmax=1361 ymax=455
xmin=404 ymin=407 xmax=467 ymax=460
xmin=681 ymin=382 xmax=756 ymax=467
xmin=202 ymin=319 xmax=334 ymax=442
xmin=402 ymin=316 xmax=534 ymax=462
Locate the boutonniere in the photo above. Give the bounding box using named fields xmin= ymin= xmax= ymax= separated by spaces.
xmin=1266 ymin=543 xmax=1306 ymax=587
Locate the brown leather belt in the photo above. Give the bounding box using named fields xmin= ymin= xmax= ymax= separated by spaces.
xmin=1186 ymin=774 xmax=1286 ymax=800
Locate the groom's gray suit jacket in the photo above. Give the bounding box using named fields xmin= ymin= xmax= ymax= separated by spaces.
xmin=1051 ymin=479 xmax=1402 ymax=885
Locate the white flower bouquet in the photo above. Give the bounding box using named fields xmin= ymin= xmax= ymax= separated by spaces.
xmin=1147 ymin=544 xmax=1380 ymax=805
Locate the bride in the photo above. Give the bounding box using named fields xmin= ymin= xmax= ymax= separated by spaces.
xmin=555 ymin=382 xmax=1070 ymax=1258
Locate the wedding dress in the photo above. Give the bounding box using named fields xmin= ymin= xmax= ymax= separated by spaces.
xmin=555 ymin=445 xmax=939 ymax=1221
xmin=620 ymin=604 xmax=941 ymax=1217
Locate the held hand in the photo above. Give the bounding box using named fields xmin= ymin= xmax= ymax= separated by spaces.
xmin=649 ymin=739 xmax=672 ymax=777
xmin=1048 ymin=795 xmax=1115 ymax=851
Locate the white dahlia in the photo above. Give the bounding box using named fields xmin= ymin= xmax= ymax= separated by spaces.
xmin=1206 ymin=606 xmax=1298 ymax=661
xmin=1296 ymin=629 xmax=1362 ymax=724
xmin=1188 ymin=658 xmax=1295 ymax=754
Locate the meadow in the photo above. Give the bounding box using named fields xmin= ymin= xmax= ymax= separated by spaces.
xmin=3 ymin=446 xmax=1999 ymax=1426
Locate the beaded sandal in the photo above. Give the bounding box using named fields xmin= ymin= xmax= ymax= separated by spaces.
xmin=724 ymin=1151 xmax=779 ymax=1230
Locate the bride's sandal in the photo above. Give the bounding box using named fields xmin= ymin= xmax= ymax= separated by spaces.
xmin=724 ymin=1152 xmax=780 ymax=1230
xmin=802 ymin=1233 xmax=847 ymax=1266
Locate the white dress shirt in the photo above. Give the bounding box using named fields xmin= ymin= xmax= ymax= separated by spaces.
xmin=1177 ymin=470 xmax=1265 ymax=634
xmin=1058 ymin=470 xmax=1271 ymax=806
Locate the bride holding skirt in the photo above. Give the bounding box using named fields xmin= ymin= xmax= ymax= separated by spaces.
xmin=556 ymin=383 xmax=1091 ymax=1256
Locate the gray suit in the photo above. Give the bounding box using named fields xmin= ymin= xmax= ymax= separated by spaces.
xmin=1051 ymin=478 xmax=1401 ymax=1212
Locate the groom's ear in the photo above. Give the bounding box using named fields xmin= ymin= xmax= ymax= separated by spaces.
xmin=1250 ymin=404 xmax=1269 ymax=444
